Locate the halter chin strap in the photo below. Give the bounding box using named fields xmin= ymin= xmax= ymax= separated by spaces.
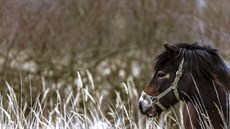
xmin=141 ymin=58 xmax=184 ymax=111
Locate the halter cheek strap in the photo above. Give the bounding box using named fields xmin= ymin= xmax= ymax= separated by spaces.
xmin=141 ymin=58 xmax=184 ymax=111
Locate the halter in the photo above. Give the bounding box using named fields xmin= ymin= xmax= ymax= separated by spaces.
xmin=141 ymin=58 xmax=184 ymax=111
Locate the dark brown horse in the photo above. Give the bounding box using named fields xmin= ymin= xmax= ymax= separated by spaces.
xmin=138 ymin=43 xmax=230 ymax=129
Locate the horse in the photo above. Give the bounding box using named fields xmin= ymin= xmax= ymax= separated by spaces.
xmin=138 ymin=43 xmax=230 ymax=129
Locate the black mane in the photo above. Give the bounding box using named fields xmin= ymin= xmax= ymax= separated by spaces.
xmin=155 ymin=43 xmax=229 ymax=80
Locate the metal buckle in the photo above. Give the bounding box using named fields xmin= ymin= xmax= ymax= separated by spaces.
xmin=176 ymin=71 xmax=182 ymax=77
xmin=152 ymin=97 xmax=159 ymax=104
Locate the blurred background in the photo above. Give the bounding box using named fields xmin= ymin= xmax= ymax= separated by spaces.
xmin=0 ymin=0 xmax=229 ymax=116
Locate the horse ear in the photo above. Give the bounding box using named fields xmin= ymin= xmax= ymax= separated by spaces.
xmin=164 ymin=44 xmax=176 ymax=58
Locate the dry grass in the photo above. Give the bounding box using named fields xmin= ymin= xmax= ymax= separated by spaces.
xmin=0 ymin=71 xmax=185 ymax=129
xmin=0 ymin=72 xmax=229 ymax=129
xmin=0 ymin=0 xmax=229 ymax=128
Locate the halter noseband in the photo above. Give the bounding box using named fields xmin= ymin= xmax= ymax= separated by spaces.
xmin=141 ymin=58 xmax=184 ymax=111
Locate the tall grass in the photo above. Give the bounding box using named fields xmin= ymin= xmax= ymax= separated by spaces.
xmin=0 ymin=71 xmax=228 ymax=129
xmin=0 ymin=0 xmax=229 ymax=128
xmin=0 ymin=72 xmax=182 ymax=129
xmin=0 ymin=2 xmax=229 ymax=125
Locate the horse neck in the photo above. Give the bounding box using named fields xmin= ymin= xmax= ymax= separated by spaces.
xmin=188 ymin=78 xmax=228 ymax=128
xmin=187 ymin=79 xmax=227 ymax=128
xmin=190 ymin=77 xmax=227 ymax=108
xmin=213 ymin=65 xmax=230 ymax=91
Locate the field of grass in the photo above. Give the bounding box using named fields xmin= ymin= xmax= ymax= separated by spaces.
xmin=0 ymin=71 xmax=190 ymax=129
xmin=1 ymin=71 xmax=229 ymax=129
xmin=0 ymin=0 xmax=230 ymax=129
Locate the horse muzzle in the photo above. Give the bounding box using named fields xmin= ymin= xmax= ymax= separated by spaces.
xmin=138 ymin=95 xmax=158 ymax=117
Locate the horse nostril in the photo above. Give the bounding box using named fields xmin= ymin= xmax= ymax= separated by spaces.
xmin=139 ymin=101 xmax=147 ymax=114
xmin=139 ymin=101 xmax=147 ymax=113
xmin=143 ymin=94 xmax=146 ymax=99
xmin=139 ymin=101 xmax=152 ymax=115
xmin=139 ymin=101 xmax=143 ymax=110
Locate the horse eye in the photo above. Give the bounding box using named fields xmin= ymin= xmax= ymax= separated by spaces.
xmin=157 ymin=71 xmax=166 ymax=78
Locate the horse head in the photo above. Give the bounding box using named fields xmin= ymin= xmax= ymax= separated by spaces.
xmin=138 ymin=43 xmax=230 ymax=119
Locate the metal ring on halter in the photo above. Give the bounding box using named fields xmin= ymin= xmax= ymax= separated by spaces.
xmin=152 ymin=97 xmax=159 ymax=104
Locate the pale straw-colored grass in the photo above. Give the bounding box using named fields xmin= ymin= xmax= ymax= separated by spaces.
xmin=0 ymin=72 xmax=229 ymax=129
